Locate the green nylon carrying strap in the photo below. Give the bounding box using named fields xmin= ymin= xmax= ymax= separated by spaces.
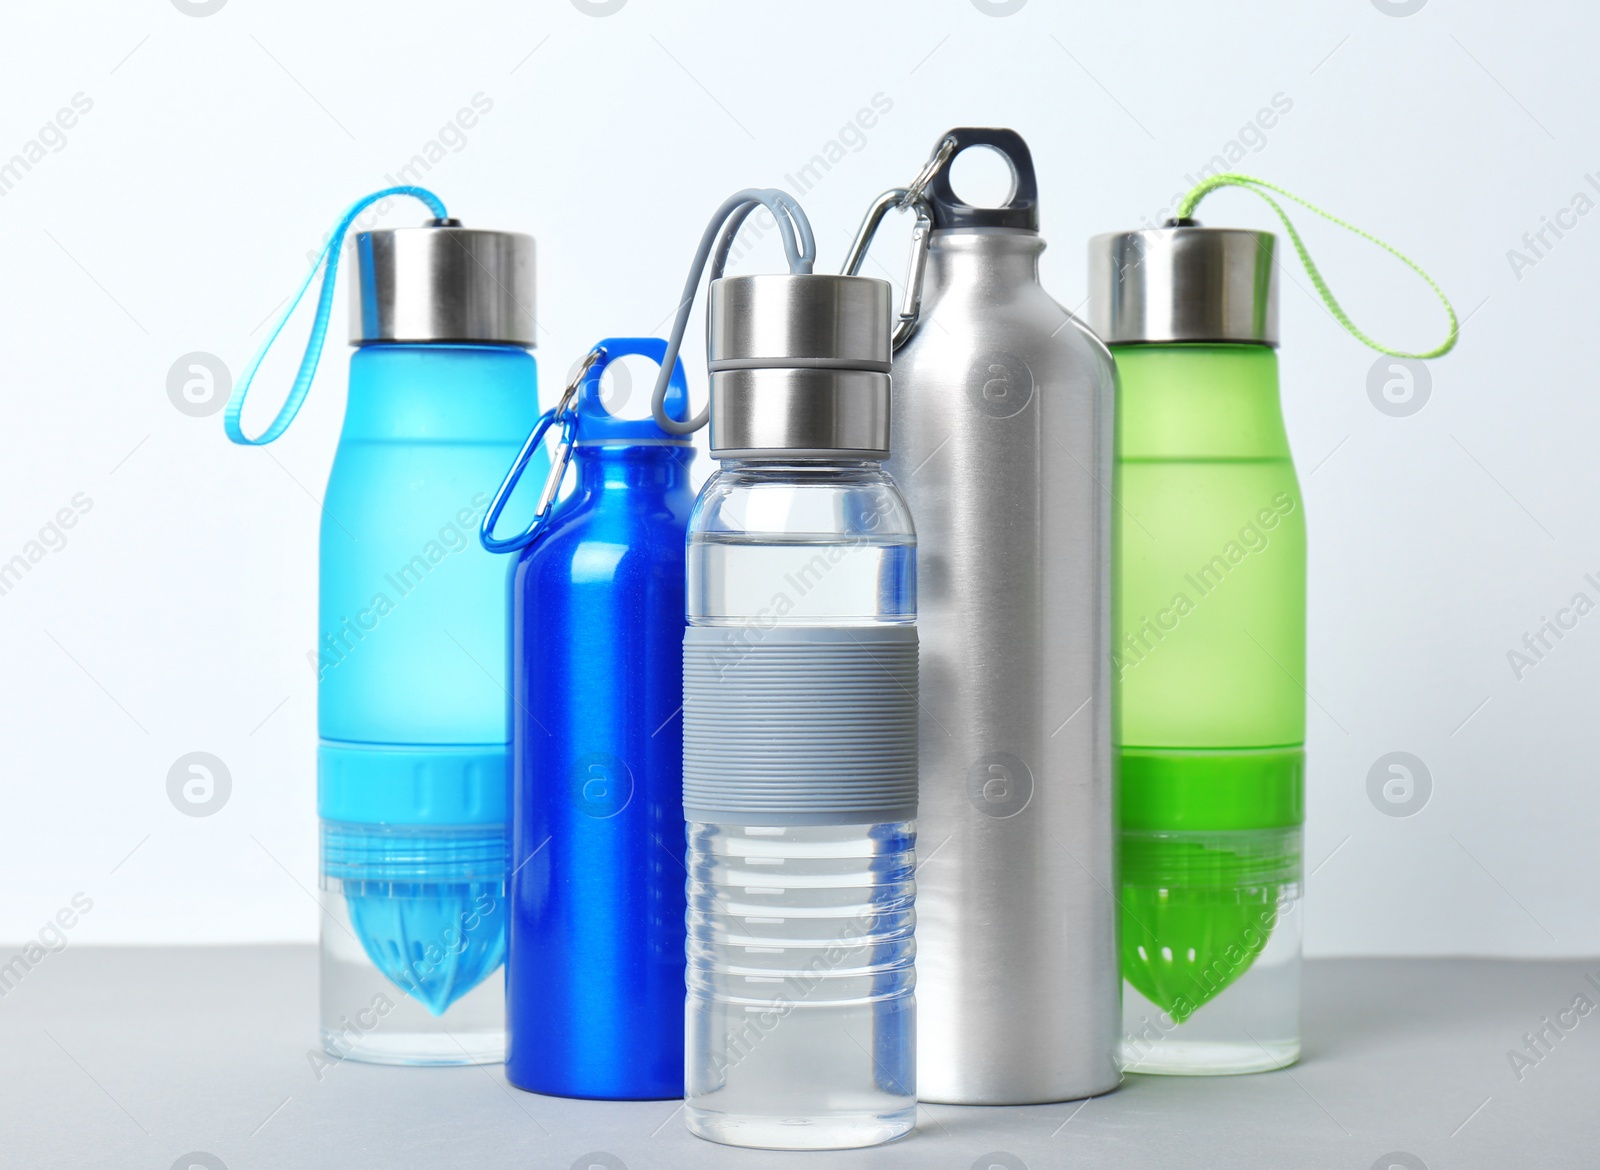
xmin=1178 ymin=174 xmax=1458 ymax=360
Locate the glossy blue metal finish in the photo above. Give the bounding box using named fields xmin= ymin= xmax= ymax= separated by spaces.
xmin=505 ymin=339 xmax=694 ymax=1100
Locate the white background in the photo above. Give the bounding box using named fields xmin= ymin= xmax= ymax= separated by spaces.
xmin=0 ymin=0 xmax=1593 ymax=958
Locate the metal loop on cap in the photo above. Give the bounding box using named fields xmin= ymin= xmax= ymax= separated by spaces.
xmin=479 ymin=346 xmax=606 ymax=554
xmin=905 ymin=134 xmax=958 ymax=205
xmin=841 ymin=136 xmax=956 ymax=350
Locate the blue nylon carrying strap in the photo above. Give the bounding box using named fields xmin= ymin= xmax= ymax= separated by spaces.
xmin=223 ymin=186 xmax=448 ymax=446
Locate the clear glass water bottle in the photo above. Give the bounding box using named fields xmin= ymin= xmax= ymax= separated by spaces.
xmin=677 ymin=274 xmax=919 ymax=1149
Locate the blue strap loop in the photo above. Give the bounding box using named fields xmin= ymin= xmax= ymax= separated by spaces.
xmin=223 ymin=186 xmax=448 ymax=446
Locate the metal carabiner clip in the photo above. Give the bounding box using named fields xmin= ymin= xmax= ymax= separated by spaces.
xmin=480 ymin=345 xmax=607 ymax=554
xmin=841 ymin=135 xmax=957 ymax=350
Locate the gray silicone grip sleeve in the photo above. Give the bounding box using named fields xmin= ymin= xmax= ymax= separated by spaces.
xmin=682 ymin=624 xmax=919 ymax=826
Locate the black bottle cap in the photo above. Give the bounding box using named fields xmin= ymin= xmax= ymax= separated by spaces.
xmin=925 ymin=127 xmax=1040 ymax=232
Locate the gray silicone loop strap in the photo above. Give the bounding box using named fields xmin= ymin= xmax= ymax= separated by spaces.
xmin=682 ymin=625 xmax=918 ymax=826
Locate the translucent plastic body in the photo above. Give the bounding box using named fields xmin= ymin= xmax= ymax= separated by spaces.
xmin=320 ymin=344 xmax=538 ymax=745
xmin=319 ymin=823 xmax=507 ymax=1065
xmin=1120 ymin=830 xmax=1302 ymax=1074
xmin=1112 ymin=344 xmax=1305 ymax=1074
xmin=318 ymin=343 xmax=539 ymax=1064
xmin=685 ymin=462 xmax=918 ymax=1149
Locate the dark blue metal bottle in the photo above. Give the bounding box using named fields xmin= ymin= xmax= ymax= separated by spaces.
xmin=498 ymin=338 xmax=693 ymax=1099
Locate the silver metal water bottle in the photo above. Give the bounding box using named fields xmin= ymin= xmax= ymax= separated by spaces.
xmin=847 ymin=128 xmax=1120 ymax=1103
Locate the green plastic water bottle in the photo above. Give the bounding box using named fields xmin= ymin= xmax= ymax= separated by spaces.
xmin=1090 ymin=176 xmax=1457 ymax=1075
xmin=1092 ymin=225 xmax=1304 ymax=1074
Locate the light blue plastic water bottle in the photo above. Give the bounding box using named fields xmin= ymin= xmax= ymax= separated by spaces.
xmin=226 ymin=188 xmax=540 ymax=1064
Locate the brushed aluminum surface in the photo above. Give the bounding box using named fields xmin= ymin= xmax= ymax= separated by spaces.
xmin=350 ymin=227 xmax=535 ymax=346
xmin=705 ymin=272 xmax=894 ymax=457
xmin=709 ymin=368 xmax=889 ymax=458
xmin=709 ymin=274 xmax=891 ymax=369
xmin=1088 ymin=226 xmax=1277 ymax=346
xmin=506 ymin=434 xmax=693 ymax=1099
xmin=891 ymin=227 xmax=1120 ymax=1104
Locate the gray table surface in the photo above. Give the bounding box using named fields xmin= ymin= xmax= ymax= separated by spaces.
xmin=1 ymin=947 xmax=1593 ymax=1169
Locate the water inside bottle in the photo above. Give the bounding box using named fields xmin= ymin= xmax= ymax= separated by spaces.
xmin=1119 ymin=884 xmax=1302 ymax=1075
xmin=684 ymin=821 xmax=917 ymax=1150
xmin=689 ymin=533 xmax=915 ymax=626
xmin=684 ymin=467 xmax=919 ymax=1147
xmin=319 ymin=878 xmax=506 ymax=1066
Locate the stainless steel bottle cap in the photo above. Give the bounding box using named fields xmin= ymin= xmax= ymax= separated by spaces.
xmin=350 ymin=225 xmax=536 ymax=346
xmin=710 ymin=274 xmax=891 ymax=370
xmin=1088 ymin=225 xmax=1277 ymax=347
xmin=708 ymin=274 xmax=893 ymax=458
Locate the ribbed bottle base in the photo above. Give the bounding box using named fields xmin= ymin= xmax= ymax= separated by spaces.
xmin=684 ymin=820 xmax=917 ymax=1149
